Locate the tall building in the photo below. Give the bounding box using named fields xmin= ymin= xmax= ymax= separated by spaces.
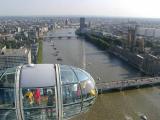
xmin=65 ymin=19 xmax=69 ymax=26
xmin=31 ymin=43 xmax=39 ymax=64
xmin=17 ymin=27 xmax=21 ymax=33
xmin=0 ymin=48 xmax=31 ymax=71
xmin=80 ymin=17 xmax=85 ymax=30
xmin=137 ymin=37 xmax=145 ymax=52
xmin=127 ymin=26 xmax=136 ymax=51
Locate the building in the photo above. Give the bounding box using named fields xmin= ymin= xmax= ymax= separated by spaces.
xmin=137 ymin=36 xmax=145 ymax=52
xmin=0 ymin=48 xmax=31 ymax=71
xmin=127 ymin=26 xmax=136 ymax=51
xmin=31 ymin=43 xmax=39 ymax=63
xmin=80 ymin=17 xmax=85 ymax=30
xmin=17 ymin=27 xmax=21 ymax=33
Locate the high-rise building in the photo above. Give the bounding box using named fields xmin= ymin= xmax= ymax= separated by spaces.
xmin=17 ymin=27 xmax=21 ymax=33
xmin=80 ymin=17 xmax=85 ymax=30
xmin=137 ymin=37 xmax=145 ymax=52
xmin=127 ymin=26 xmax=136 ymax=51
xmin=0 ymin=48 xmax=31 ymax=71
xmin=31 ymin=43 xmax=39 ymax=64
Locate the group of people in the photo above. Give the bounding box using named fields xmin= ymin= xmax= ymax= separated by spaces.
xmin=23 ymin=88 xmax=56 ymax=108
xmin=24 ymin=88 xmax=56 ymax=119
xmin=24 ymin=88 xmax=41 ymax=105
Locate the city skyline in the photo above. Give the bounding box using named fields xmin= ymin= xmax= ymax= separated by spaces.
xmin=0 ymin=0 xmax=160 ymax=18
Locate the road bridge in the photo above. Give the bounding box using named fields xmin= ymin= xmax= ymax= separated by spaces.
xmin=43 ymin=36 xmax=78 ymax=39
xmin=96 ymin=77 xmax=160 ymax=94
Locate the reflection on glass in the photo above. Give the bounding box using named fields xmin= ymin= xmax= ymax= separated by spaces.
xmin=0 ymin=88 xmax=15 ymax=108
xmin=0 ymin=68 xmax=16 ymax=109
xmin=0 ymin=68 xmax=16 ymax=87
xmin=81 ymin=80 xmax=97 ymax=99
xmin=74 ymin=69 xmax=89 ymax=81
xmin=62 ymin=84 xmax=81 ymax=104
xmin=63 ymin=83 xmax=82 ymax=119
xmin=60 ymin=65 xmax=78 ymax=84
xmin=0 ymin=110 xmax=17 ymax=120
xmin=63 ymin=104 xmax=81 ymax=118
xmin=24 ymin=109 xmax=56 ymax=120
xmin=60 ymin=65 xmax=97 ymax=119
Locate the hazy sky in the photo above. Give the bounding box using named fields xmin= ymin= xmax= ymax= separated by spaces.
xmin=0 ymin=0 xmax=160 ymax=18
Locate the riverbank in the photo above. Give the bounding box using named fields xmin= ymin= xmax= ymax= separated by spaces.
xmin=37 ymin=39 xmax=43 ymax=63
xmin=83 ymin=33 xmax=110 ymax=50
xmin=76 ymin=30 xmax=160 ymax=76
xmin=76 ymin=30 xmax=122 ymax=51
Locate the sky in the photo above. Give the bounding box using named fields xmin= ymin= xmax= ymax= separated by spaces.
xmin=0 ymin=0 xmax=160 ymax=18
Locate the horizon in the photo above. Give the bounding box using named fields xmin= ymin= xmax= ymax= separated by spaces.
xmin=1 ymin=0 xmax=160 ymax=19
xmin=1 ymin=15 xmax=160 ymax=20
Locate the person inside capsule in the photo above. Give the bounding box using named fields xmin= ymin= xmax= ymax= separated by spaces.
xmin=0 ymin=64 xmax=97 ymax=120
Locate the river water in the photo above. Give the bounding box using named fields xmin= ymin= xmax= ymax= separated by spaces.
xmin=43 ymin=28 xmax=160 ymax=120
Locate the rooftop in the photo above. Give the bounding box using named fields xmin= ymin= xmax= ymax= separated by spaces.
xmin=0 ymin=48 xmax=30 ymax=56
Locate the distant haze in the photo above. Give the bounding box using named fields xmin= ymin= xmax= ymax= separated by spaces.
xmin=0 ymin=0 xmax=160 ymax=18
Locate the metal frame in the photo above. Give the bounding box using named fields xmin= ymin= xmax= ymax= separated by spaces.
xmin=54 ymin=64 xmax=59 ymax=120
xmin=55 ymin=64 xmax=63 ymax=120
xmin=15 ymin=66 xmax=23 ymax=120
xmin=18 ymin=64 xmax=59 ymax=120
xmin=71 ymin=67 xmax=84 ymax=111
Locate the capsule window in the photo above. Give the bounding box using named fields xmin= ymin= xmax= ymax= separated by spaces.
xmin=0 ymin=110 xmax=17 ymax=120
xmin=0 ymin=88 xmax=15 ymax=108
xmin=81 ymin=80 xmax=96 ymax=97
xmin=0 ymin=68 xmax=16 ymax=120
xmin=74 ymin=69 xmax=89 ymax=81
xmin=80 ymin=80 xmax=97 ymax=109
xmin=62 ymin=83 xmax=82 ymax=118
xmin=62 ymin=83 xmax=81 ymax=104
xmin=0 ymin=68 xmax=16 ymax=87
xmin=22 ymin=87 xmax=57 ymax=120
xmin=60 ymin=65 xmax=78 ymax=84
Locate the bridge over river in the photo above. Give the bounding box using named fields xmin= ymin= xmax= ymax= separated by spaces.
xmin=97 ymin=77 xmax=160 ymax=93
xmin=43 ymin=35 xmax=78 ymax=39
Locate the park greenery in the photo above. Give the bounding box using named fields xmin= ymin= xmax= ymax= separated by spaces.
xmin=37 ymin=39 xmax=43 ymax=64
xmin=76 ymin=30 xmax=123 ymax=50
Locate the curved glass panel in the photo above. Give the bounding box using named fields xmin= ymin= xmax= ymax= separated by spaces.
xmin=21 ymin=87 xmax=56 ymax=120
xmin=0 ymin=110 xmax=17 ymax=120
xmin=0 ymin=68 xmax=16 ymax=108
xmin=73 ymin=68 xmax=89 ymax=81
xmin=60 ymin=65 xmax=78 ymax=84
xmin=62 ymin=83 xmax=82 ymax=119
xmin=60 ymin=65 xmax=97 ymax=119
xmin=62 ymin=83 xmax=81 ymax=104
xmin=0 ymin=68 xmax=17 ymax=120
xmin=80 ymin=79 xmax=97 ymax=110
xmin=0 ymin=67 xmax=16 ymax=87
xmin=80 ymin=80 xmax=97 ymax=99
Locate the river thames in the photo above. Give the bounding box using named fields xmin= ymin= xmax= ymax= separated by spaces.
xmin=43 ymin=28 xmax=160 ymax=120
